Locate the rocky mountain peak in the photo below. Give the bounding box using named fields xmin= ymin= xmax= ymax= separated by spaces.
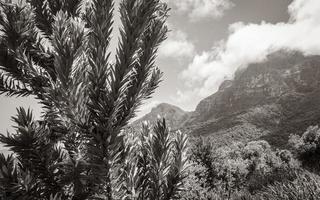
xmin=133 ymin=50 xmax=320 ymax=148
xmin=132 ymin=103 xmax=190 ymax=130
xmin=150 ymin=103 xmax=184 ymax=113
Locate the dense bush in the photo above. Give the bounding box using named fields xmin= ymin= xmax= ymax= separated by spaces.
xmin=258 ymin=172 xmax=320 ymax=200
xmin=180 ymin=162 xmax=217 ymax=200
xmin=181 ymin=125 xmax=320 ymax=200
xmin=182 ymin=170 xmax=320 ymax=200
xmin=290 ymin=125 xmax=320 ymax=172
xmin=189 ymin=139 xmax=300 ymax=198
xmin=122 ymin=120 xmax=189 ymax=200
xmin=189 ymin=137 xmax=218 ymax=190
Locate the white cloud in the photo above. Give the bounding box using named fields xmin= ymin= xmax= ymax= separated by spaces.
xmin=159 ymin=30 xmax=195 ymax=59
xmin=135 ymin=100 xmax=161 ymax=119
xmin=181 ymin=0 xmax=320 ymax=98
xmin=170 ymin=89 xmax=203 ymax=111
xmin=175 ymin=89 xmax=199 ymax=104
xmin=165 ymin=0 xmax=234 ymax=21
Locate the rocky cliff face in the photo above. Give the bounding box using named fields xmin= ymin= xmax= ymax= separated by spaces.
xmin=133 ymin=51 xmax=320 ymax=148
xmin=184 ymin=51 xmax=320 ymax=147
xmin=190 ymin=52 xmax=315 ymax=123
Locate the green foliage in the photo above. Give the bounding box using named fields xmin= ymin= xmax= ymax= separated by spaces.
xmin=0 ymin=152 xmax=47 ymax=200
xmin=182 ymin=170 xmax=320 ymax=200
xmin=0 ymin=0 xmax=190 ymax=199
xmin=258 ymin=172 xmax=320 ymax=200
xmin=290 ymin=125 xmax=320 ymax=172
xmin=0 ymin=107 xmax=64 ymax=198
xmin=184 ymin=126 xmax=320 ymax=200
xmin=181 ymin=162 xmax=221 ymax=200
xmin=189 ymin=137 xmax=217 ymax=190
xmin=188 ymin=138 xmax=299 ymax=199
xmin=123 ymin=119 xmax=188 ymax=200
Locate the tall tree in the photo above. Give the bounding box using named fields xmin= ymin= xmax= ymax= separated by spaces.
xmin=0 ymin=0 xmax=188 ymax=199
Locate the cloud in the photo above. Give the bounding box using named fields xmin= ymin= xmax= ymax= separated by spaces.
xmin=174 ymin=89 xmax=199 ymax=105
xmin=181 ymin=0 xmax=320 ymax=98
xmin=135 ymin=100 xmax=161 ymax=119
xmin=158 ymin=30 xmax=195 ymax=59
xmin=165 ymin=0 xmax=234 ymax=21
xmin=170 ymin=89 xmax=203 ymax=111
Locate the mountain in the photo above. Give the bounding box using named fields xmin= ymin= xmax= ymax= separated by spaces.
xmin=132 ymin=103 xmax=191 ymax=130
xmin=132 ymin=51 xmax=320 ymax=148
xmin=183 ymin=51 xmax=320 ymax=147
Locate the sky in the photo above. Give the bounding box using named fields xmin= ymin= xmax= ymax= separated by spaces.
xmin=1 ymin=0 xmax=320 ymax=152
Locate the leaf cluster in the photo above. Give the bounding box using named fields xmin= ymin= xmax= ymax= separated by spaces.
xmin=0 ymin=1 xmax=189 ymax=200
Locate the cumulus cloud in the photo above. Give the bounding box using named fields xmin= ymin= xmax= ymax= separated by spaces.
xmin=165 ymin=0 xmax=234 ymax=21
xmin=181 ymin=0 xmax=320 ymax=98
xmin=175 ymin=89 xmax=199 ymax=104
xmin=158 ymin=30 xmax=195 ymax=59
xmin=135 ymin=100 xmax=161 ymax=119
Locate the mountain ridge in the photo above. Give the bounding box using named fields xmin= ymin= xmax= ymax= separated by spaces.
xmin=132 ymin=103 xmax=191 ymax=130
xmin=132 ymin=50 xmax=320 ymax=148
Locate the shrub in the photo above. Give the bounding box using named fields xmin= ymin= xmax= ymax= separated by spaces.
xmin=122 ymin=119 xmax=189 ymax=200
xmin=259 ymin=172 xmax=320 ymax=200
xmin=190 ymin=139 xmax=300 ymax=197
xmin=0 ymin=0 xmax=190 ymax=199
xmin=290 ymin=125 xmax=320 ymax=172
xmin=180 ymin=162 xmax=217 ymax=200
xmin=189 ymin=137 xmax=218 ymax=189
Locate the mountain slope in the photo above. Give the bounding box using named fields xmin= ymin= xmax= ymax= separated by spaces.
xmin=184 ymin=51 xmax=320 ymax=147
xmin=133 ymin=51 xmax=320 ymax=148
